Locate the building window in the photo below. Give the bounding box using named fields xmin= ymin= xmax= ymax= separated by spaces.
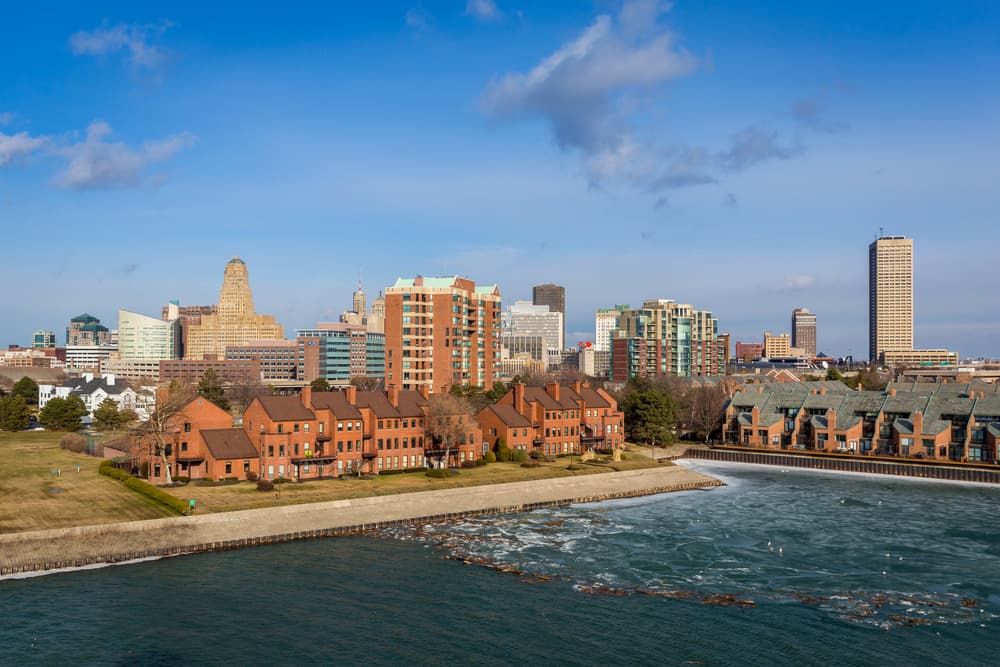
xmin=268 ymin=445 xmax=274 ymax=456
xmin=180 ymin=442 xmax=188 ymax=452
xmin=294 ymin=424 xmax=300 ymax=432
xmin=225 ymin=461 xmax=232 ymax=475
xmin=183 ymin=422 xmax=191 ymax=433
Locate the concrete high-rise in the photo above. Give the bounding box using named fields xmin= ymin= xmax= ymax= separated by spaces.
xmin=503 ymin=300 xmax=563 ymax=362
xmin=595 ymin=305 xmax=629 ymax=352
xmin=183 ymin=257 xmax=285 ymax=359
xmin=614 ymin=299 xmax=724 ymax=377
xmin=791 ymin=308 xmax=817 ymax=357
xmin=532 ymin=284 xmax=565 ymax=349
xmin=118 ymin=308 xmax=180 ymax=360
xmin=869 ymin=236 xmax=913 ymax=362
xmin=384 ymin=275 xmax=501 ymax=393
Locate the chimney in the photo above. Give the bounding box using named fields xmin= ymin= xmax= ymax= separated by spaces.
xmin=573 ymin=381 xmax=583 ymax=395
xmin=301 ymin=385 xmax=312 ymax=407
xmin=819 ymin=386 xmax=827 ymax=395
xmin=888 ymin=388 xmax=896 ymax=397
xmin=912 ymin=410 xmax=923 ymax=436
xmin=418 ymin=384 xmax=430 ymax=400
xmin=345 ymin=385 xmax=357 ymax=404
xmin=387 ymin=384 xmax=399 ymax=408
xmin=514 ymin=382 xmax=525 ymax=415
xmin=546 ymin=382 xmax=560 ymax=402
xmin=104 ymin=373 xmax=116 ymax=386
xmin=83 ymin=372 xmax=94 ymax=382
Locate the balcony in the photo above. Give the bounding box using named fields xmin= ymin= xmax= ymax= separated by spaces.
xmin=316 ymin=433 xmax=332 ymax=442
xmin=291 ymin=451 xmax=337 ymax=464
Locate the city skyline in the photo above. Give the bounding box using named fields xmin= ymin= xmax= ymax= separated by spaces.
xmin=2 ymin=1 xmax=998 ymax=357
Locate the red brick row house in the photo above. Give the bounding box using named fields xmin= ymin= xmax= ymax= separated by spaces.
xmin=479 ymin=381 xmax=625 ymax=455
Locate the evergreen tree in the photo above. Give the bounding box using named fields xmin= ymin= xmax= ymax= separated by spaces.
xmin=197 ymin=368 xmax=230 ymax=411
xmin=93 ymin=398 xmax=127 ymax=431
xmin=0 ymin=395 xmax=31 ymax=431
xmin=620 ymin=389 xmax=678 ymax=445
xmin=310 ymin=378 xmax=331 ymax=392
xmin=12 ymin=376 xmax=39 ymax=405
xmin=39 ymin=395 xmax=88 ymax=431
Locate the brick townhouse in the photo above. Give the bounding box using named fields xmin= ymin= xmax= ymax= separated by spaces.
xmin=480 ymin=381 xmax=625 ymax=456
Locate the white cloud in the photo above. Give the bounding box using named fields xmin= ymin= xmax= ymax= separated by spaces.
xmin=0 ymin=131 xmax=48 ymax=166
xmin=0 ymin=112 xmax=14 ymax=126
xmin=466 ymin=0 xmax=503 ymax=22
xmin=69 ymin=21 xmax=174 ymax=68
xmin=480 ymin=1 xmax=697 ymax=191
xmin=780 ymin=274 xmax=816 ymax=291
xmin=53 ymin=121 xmax=195 ymax=190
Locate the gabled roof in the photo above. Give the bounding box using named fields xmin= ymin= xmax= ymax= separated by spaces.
xmin=579 ymin=386 xmax=611 ymax=409
xmin=311 ymin=391 xmax=363 ymax=420
xmin=481 ymin=404 xmax=531 ymax=428
xmin=354 ymin=391 xmax=400 ymax=419
xmin=65 ymin=376 xmax=132 ymax=398
xmin=201 ymin=428 xmax=259 ymax=459
xmin=255 ymin=396 xmax=315 ymax=422
xmin=394 ymin=390 xmax=428 ymax=417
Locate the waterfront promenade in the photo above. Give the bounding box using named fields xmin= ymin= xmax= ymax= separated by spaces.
xmin=0 ymin=466 xmax=721 ymax=576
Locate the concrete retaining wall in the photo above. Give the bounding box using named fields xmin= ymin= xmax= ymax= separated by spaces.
xmin=0 ymin=466 xmax=722 ymax=577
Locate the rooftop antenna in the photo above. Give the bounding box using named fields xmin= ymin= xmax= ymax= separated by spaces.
xmin=879 ymin=226 xmax=884 ymax=239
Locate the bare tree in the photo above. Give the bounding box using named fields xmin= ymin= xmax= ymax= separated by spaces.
xmin=424 ymin=393 xmax=474 ymax=468
xmin=131 ymin=382 xmax=196 ymax=484
xmin=227 ymin=372 xmax=271 ymax=413
xmin=350 ymin=376 xmax=383 ymax=391
xmin=687 ymin=385 xmax=728 ymax=443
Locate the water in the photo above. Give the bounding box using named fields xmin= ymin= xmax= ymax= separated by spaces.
xmin=2 ymin=463 xmax=999 ymax=665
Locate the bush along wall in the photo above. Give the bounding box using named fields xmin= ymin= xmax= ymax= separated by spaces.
xmin=98 ymin=460 xmax=187 ymax=515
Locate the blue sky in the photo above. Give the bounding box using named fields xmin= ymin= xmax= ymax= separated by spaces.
xmin=1 ymin=1 xmax=998 ymax=359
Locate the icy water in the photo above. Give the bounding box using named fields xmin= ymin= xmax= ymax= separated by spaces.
xmin=2 ymin=463 xmax=999 ymax=666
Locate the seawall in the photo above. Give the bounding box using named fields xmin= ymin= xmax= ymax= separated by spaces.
xmin=680 ymin=448 xmax=1000 ymax=484
xmin=0 ymin=466 xmax=722 ymax=577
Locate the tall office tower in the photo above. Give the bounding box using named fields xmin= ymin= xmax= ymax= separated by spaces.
xmin=32 ymin=330 xmax=56 ymax=348
xmin=66 ymin=313 xmax=112 ymax=346
xmin=384 ymin=275 xmax=501 ymax=393
xmin=532 ymin=284 xmax=565 ymax=349
xmin=869 ymin=236 xmax=913 ymax=363
xmin=595 ymin=305 xmax=629 ymax=352
xmin=367 ymin=291 xmax=385 ymax=334
xmin=502 ymin=301 xmax=564 ymax=365
xmin=183 ymin=257 xmax=285 ymax=359
xmin=615 ymin=299 xmax=724 ymax=377
xmin=118 ymin=308 xmax=180 ymax=360
xmin=791 ymin=308 xmax=817 ymax=357
xmin=353 ymin=279 xmax=366 ymax=316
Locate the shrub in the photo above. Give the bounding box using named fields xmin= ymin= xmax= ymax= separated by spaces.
xmin=404 ymin=466 xmax=426 ymax=473
xmin=426 ymin=468 xmax=450 ymax=479
xmin=619 ymin=453 xmax=628 ymax=460
xmin=246 ymin=471 xmax=259 ymax=482
xmin=566 ymin=463 xmax=587 ymax=471
xmin=474 ymin=458 xmax=486 ymax=466
xmin=521 ymin=461 xmax=540 ymax=468
xmin=122 ymin=477 xmax=188 ymax=514
xmin=173 ymin=476 xmax=190 ymax=484
xmin=461 ymin=461 xmax=477 ymax=469
xmin=482 ymin=451 xmax=496 ymax=463
xmin=257 ymin=479 xmax=275 ymax=492
xmin=529 ymin=449 xmax=545 ymax=460
xmin=510 ymin=449 xmax=528 ymax=463
xmin=379 ymin=468 xmax=404 ymax=475
xmin=98 ymin=460 xmax=130 ymax=481
xmin=60 ymin=434 xmax=87 ymax=453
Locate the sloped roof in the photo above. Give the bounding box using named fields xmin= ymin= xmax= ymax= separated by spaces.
xmin=311 ymin=391 xmax=363 ymax=420
xmin=482 ymin=404 xmax=532 ymax=428
xmin=579 ymin=386 xmax=611 ymax=409
xmin=893 ymin=419 xmax=914 ymax=435
xmin=354 ymin=391 xmax=400 ymax=419
xmin=256 ymin=396 xmax=315 ymax=421
xmin=395 ymin=390 xmax=429 ymax=417
xmin=66 ymin=376 xmax=131 ymax=398
xmin=201 ymin=428 xmax=258 ymax=459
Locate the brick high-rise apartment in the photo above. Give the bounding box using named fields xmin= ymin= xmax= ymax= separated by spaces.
xmin=791 ymin=308 xmax=817 ymax=357
xmin=615 ymin=299 xmax=724 ymax=377
xmin=869 ymin=236 xmax=913 ymax=363
xmin=384 ymin=276 xmax=501 ymax=393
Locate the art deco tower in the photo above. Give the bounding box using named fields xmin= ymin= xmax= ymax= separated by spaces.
xmin=184 ymin=257 xmax=284 ymax=359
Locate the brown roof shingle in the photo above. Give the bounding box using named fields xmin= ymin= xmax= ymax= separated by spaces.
xmin=201 ymin=428 xmax=259 ymax=460
xmin=256 ymin=396 xmax=316 ymax=422
xmin=311 ymin=391 xmax=363 ymax=420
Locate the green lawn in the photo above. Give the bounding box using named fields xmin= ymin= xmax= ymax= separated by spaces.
xmin=162 ymin=452 xmax=668 ymax=514
xmin=0 ymin=431 xmax=171 ymax=534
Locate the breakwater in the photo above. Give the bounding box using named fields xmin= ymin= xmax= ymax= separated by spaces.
xmin=681 ymin=447 xmax=1000 ymax=483
xmin=0 ymin=466 xmax=722 ymax=577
